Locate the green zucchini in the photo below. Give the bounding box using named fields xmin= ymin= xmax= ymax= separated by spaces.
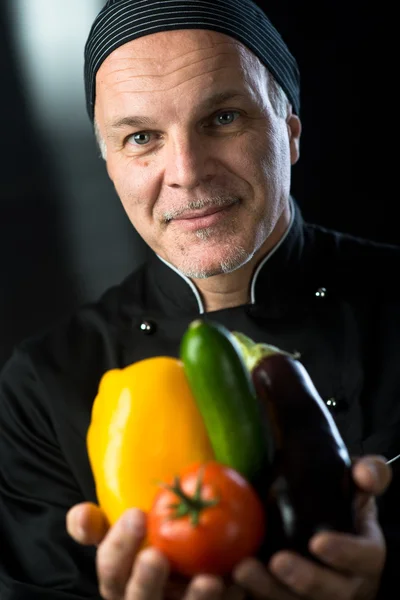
xmin=180 ymin=319 xmax=271 ymax=482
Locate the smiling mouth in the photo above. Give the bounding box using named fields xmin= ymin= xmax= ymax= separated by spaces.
xmin=164 ymin=198 xmax=240 ymax=223
xmin=168 ymin=202 xmax=238 ymax=231
xmin=175 ymin=204 xmax=232 ymax=220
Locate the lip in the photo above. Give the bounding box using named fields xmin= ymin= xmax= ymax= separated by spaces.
xmin=171 ymin=204 xmax=235 ymax=231
xmin=177 ymin=205 xmax=230 ymax=220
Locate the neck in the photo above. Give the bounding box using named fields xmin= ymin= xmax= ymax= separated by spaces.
xmin=193 ymin=204 xmax=292 ymax=312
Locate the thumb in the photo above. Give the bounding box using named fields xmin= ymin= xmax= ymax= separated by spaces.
xmin=352 ymin=455 xmax=392 ymax=496
xmin=66 ymin=502 xmax=110 ymax=546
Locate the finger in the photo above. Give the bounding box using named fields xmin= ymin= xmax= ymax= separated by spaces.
xmin=309 ymin=510 xmax=386 ymax=576
xmin=352 ymin=455 xmax=392 ymax=495
xmin=268 ymin=551 xmax=359 ymax=600
xmin=233 ymin=557 xmax=298 ymax=600
xmin=125 ymin=547 xmax=169 ymax=600
xmin=183 ymin=574 xmax=225 ymax=600
xmin=97 ymin=508 xmax=147 ymax=600
xmin=354 ymin=494 xmax=383 ymax=543
xmin=66 ymin=502 xmax=109 ymax=546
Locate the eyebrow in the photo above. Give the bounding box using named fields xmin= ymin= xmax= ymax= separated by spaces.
xmin=108 ymin=90 xmax=246 ymax=131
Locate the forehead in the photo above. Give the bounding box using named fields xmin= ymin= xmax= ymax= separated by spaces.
xmin=96 ymin=29 xmax=263 ymax=92
xmin=94 ymin=30 xmax=269 ymax=128
xmin=101 ymin=28 xmax=256 ymax=64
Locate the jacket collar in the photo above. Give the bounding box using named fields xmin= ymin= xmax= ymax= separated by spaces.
xmin=145 ymin=197 xmax=305 ymax=317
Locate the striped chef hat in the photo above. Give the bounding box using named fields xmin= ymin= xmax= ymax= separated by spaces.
xmin=84 ymin=0 xmax=300 ymax=122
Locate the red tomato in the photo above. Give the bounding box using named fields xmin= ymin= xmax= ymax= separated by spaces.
xmin=147 ymin=461 xmax=266 ymax=577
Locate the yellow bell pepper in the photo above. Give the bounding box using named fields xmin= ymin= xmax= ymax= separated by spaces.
xmin=87 ymin=356 xmax=215 ymax=525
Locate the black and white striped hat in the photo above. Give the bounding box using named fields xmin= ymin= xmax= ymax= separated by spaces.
xmin=84 ymin=0 xmax=300 ymax=122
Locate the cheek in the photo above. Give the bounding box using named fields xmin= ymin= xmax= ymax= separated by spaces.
xmin=251 ymin=124 xmax=291 ymax=190
xmin=108 ymin=157 xmax=160 ymax=219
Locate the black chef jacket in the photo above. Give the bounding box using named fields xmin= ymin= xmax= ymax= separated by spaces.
xmin=1 ymin=200 xmax=400 ymax=599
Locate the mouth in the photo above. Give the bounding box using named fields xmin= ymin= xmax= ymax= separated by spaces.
xmin=168 ymin=201 xmax=238 ymax=231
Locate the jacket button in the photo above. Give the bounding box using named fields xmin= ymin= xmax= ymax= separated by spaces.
xmin=139 ymin=320 xmax=156 ymax=334
xmin=315 ymin=287 xmax=327 ymax=298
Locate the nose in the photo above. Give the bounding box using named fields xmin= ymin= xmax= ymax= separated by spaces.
xmin=164 ymin=132 xmax=216 ymax=190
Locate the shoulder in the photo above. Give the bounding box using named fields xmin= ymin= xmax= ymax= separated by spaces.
xmin=302 ymin=221 xmax=400 ymax=293
xmin=0 ymin=263 xmax=148 ymax=393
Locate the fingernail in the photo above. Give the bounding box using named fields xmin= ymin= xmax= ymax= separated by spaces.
xmin=76 ymin=526 xmax=86 ymax=541
xmin=120 ymin=509 xmax=146 ymax=537
xmin=68 ymin=511 xmax=86 ymax=541
xmin=137 ymin=549 xmax=168 ymax=578
xmin=367 ymin=463 xmax=378 ymax=480
xmin=273 ymin=557 xmax=295 ymax=583
xmin=138 ymin=557 xmax=158 ymax=575
xmin=311 ymin=539 xmax=337 ymax=560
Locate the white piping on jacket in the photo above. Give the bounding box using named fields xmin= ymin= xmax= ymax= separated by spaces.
xmin=156 ymin=254 xmax=206 ymax=314
xmin=250 ymin=197 xmax=295 ymax=303
xmin=157 ymin=197 xmax=295 ymax=314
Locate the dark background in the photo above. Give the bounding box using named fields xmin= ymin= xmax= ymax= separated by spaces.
xmin=0 ymin=1 xmax=397 ymax=367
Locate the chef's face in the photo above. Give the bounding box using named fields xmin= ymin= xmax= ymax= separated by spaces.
xmin=95 ymin=29 xmax=301 ymax=278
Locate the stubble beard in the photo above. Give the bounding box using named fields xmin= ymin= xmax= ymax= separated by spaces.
xmin=161 ymin=193 xmax=258 ymax=279
xmin=175 ymin=221 xmax=252 ymax=279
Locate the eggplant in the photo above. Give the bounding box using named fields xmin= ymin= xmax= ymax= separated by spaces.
xmin=251 ymin=353 xmax=357 ymax=560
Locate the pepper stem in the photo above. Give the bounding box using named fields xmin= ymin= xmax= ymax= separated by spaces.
xmin=160 ymin=466 xmax=219 ymax=526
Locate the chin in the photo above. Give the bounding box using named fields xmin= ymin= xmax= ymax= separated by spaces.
xmin=173 ymin=244 xmax=251 ymax=279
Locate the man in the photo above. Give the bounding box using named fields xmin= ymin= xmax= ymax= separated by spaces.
xmin=0 ymin=0 xmax=399 ymax=598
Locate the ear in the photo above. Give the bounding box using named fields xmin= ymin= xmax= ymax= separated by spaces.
xmin=287 ymin=114 xmax=301 ymax=165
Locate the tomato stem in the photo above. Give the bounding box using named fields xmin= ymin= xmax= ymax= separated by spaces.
xmin=161 ymin=467 xmax=219 ymax=526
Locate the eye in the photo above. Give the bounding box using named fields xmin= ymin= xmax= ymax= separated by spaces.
xmin=127 ymin=132 xmax=152 ymax=146
xmin=213 ymin=111 xmax=241 ymax=126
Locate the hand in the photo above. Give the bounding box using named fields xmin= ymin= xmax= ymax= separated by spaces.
xmin=232 ymin=455 xmax=392 ymax=599
xmin=66 ymin=503 xmax=236 ymax=599
xmin=66 ymin=454 xmax=391 ymax=599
